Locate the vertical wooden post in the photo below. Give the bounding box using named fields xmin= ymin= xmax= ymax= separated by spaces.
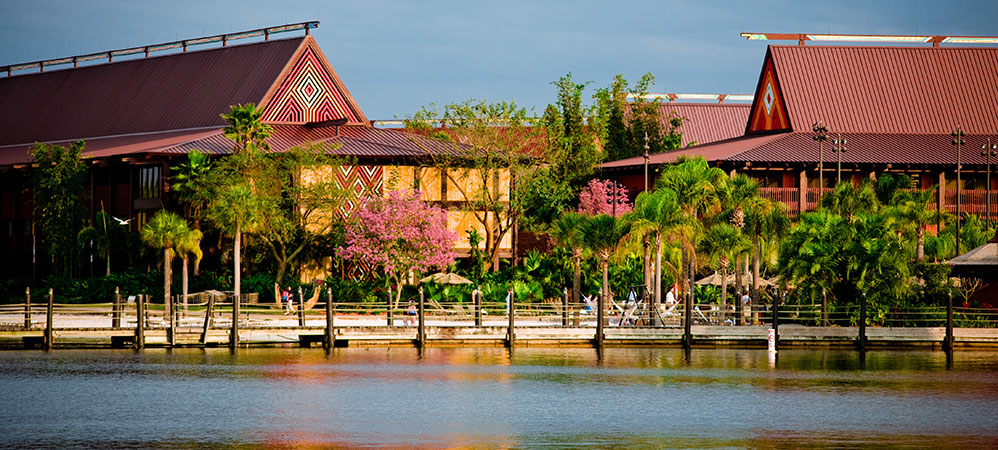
xmin=506 ymin=288 xmax=515 ymax=348
xmin=168 ymin=295 xmax=177 ymax=348
xmin=474 ymin=288 xmax=482 ymax=327
xmin=387 ymin=291 xmax=394 ymax=327
xmin=200 ymin=295 xmax=215 ymax=345
xmin=417 ymin=287 xmax=426 ymax=347
xmin=858 ymin=290 xmax=867 ymax=351
xmin=112 ymin=287 xmax=121 ymax=328
xmin=562 ymin=287 xmax=569 ymax=327
xmin=297 ymin=287 xmax=305 ymax=327
xmin=230 ymin=294 xmax=240 ymax=349
xmin=24 ymin=287 xmax=31 ymax=328
xmin=945 ymin=291 xmax=954 ymax=351
xmin=684 ymin=284 xmax=693 ymax=350
xmin=595 ymin=294 xmax=604 ymax=348
xmin=773 ymin=288 xmax=781 ymax=351
xmin=135 ymin=295 xmax=145 ymax=350
xmin=325 ymin=288 xmax=335 ymax=350
xmin=45 ymin=288 xmax=54 ymax=350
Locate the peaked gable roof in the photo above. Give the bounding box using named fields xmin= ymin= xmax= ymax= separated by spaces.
xmin=0 ymin=37 xmax=307 ymax=146
xmin=767 ymin=44 xmax=998 ymax=134
xmin=746 ymin=51 xmax=791 ymax=134
xmin=260 ymin=37 xmax=368 ymax=125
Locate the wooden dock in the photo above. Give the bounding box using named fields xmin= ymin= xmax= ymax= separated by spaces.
xmin=3 ymin=324 xmax=998 ymax=350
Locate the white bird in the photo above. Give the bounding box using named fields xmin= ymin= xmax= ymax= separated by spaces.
xmin=112 ymin=216 xmax=133 ymax=225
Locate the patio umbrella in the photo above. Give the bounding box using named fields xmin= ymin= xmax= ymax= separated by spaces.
xmin=420 ymin=272 xmax=473 ymax=285
xmin=695 ymin=272 xmax=774 ymax=287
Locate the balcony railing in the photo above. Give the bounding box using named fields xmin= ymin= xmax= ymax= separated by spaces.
xmin=760 ymin=187 xmax=998 ymax=219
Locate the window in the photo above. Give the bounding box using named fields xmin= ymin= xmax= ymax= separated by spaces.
xmin=137 ymin=166 xmax=162 ymax=199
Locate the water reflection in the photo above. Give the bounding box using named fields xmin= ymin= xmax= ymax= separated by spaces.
xmin=0 ymin=348 xmax=996 ymax=449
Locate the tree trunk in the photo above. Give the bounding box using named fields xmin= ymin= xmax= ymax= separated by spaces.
xmin=601 ymin=255 xmax=609 ymax=328
xmin=164 ymin=248 xmax=172 ymax=321
xmin=720 ymin=267 xmax=728 ymax=321
xmin=234 ymin=223 xmax=241 ymax=299
xmin=654 ymin=235 xmax=663 ymax=307
xmin=917 ymin=228 xmax=925 ymax=260
xmin=734 ymin=254 xmax=743 ymax=301
xmin=643 ymin=236 xmax=652 ymax=295
xmin=572 ymin=249 xmax=581 ymax=304
xmin=752 ymin=234 xmax=761 ymax=301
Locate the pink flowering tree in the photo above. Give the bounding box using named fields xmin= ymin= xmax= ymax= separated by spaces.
xmin=578 ymin=179 xmax=633 ymax=216
xmin=338 ymin=190 xmax=458 ymax=308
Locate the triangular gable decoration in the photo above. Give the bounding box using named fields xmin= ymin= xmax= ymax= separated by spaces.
xmin=263 ymin=45 xmax=360 ymax=124
xmin=746 ymin=53 xmax=791 ymax=134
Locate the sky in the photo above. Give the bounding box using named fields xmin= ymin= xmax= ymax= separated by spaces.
xmin=1 ymin=0 xmax=996 ymax=120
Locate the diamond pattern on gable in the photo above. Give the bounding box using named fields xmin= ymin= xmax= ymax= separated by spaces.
xmin=263 ymin=46 xmax=359 ymax=123
xmin=333 ymin=165 xmax=383 ymax=216
xmin=747 ymin=55 xmax=790 ymax=134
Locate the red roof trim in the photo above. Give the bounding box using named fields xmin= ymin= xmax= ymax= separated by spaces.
xmin=746 ymin=48 xmax=792 ymax=134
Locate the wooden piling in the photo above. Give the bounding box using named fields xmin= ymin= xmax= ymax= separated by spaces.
xmin=683 ymin=287 xmax=692 ymax=350
xmin=24 ymin=287 xmax=31 ymax=328
xmin=562 ymin=288 xmax=569 ymax=327
xmin=595 ymin=294 xmax=604 ymax=348
xmin=506 ymin=289 xmax=515 ymax=348
xmin=473 ymin=288 xmax=482 ymax=327
xmin=945 ymin=291 xmax=954 ymax=351
xmin=297 ymin=287 xmax=305 ymax=327
xmin=45 ymin=288 xmax=54 ymax=350
xmin=324 ymin=288 xmax=334 ymax=350
xmin=199 ymin=294 xmax=215 ymax=344
xmin=112 ymin=287 xmax=120 ymax=328
xmin=168 ymin=295 xmax=176 ymax=348
xmin=230 ymin=294 xmax=240 ymax=349
xmin=417 ymin=287 xmax=426 ymax=347
xmin=386 ymin=291 xmax=394 ymax=327
xmin=135 ymin=294 xmax=145 ymax=349
xmin=858 ymin=291 xmax=867 ymax=351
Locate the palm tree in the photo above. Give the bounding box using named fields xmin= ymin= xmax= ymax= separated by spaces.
xmin=743 ymin=197 xmax=790 ymax=301
xmin=171 ymin=150 xmax=212 ymax=275
xmin=210 ymin=184 xmax=261 ymax=299
xmin=888 ymin=186 xmax=948 ymax=260
xmin=174 ymin=226 xmax=203 ymax=313
xmin=551 ymin=212 xmax=587 ymax=304
xmin=580 ymin=214 xmax=630 ymax=319
xmin=655 ymin=156 xmax=727 ymax=303
xmin=221 ymin=103 xmax=273 ymax=154
xmin=701 ymin=223 xmax=750 ymax=312
xmin=77 ymin=210 xmax=126 ymax=276
xmin=821 ymin=181 xmax=878 ymax=220
xmin=141 ymin=210 xmax=190 ymax=316
xmin=627 ymin=189 xmax=688 ymax=308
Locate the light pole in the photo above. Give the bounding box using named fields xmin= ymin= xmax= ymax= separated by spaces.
xmin=812 ymin=122 xmax=829 ymax=204
xmin=982 ymin=137 xmax=997 ymax=227
xmin=832 ymin=133 xmax=847 ymax=185
xmin=643 ymin=132 xmax=650 ymax=192
xmin=952 ymin=127 xmax=966 ymax=254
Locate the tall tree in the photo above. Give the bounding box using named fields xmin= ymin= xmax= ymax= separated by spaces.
xmin=627 ymin=189 xmax=688 ymax=309
xmin=551 ymin=212 xmax=587 ymax=303
xmin=174 ymin=225 xmax=203 ymax=313
xmin=701 ymin=223 xmax=751 ymax=312
xmin=595 ymin=73 xmax=687 ymax=162
xmin=31 ymin=140 xmax=88 ymax=276
xmin=580 ymin=214 xmax=630 ymax=311
xmin=170 ymin=150 xmax=213 ymax=275
xmin=77 ymin=210 xmax=127 ymax=276
xmin=337 ymin=190 xmax=458 ymax=309
xmin=141 ymin=210 xmax=190 ymax=315
xmin=888 ymin=186 xmax=948 ymax=260
xmin=544 ymin=73 xmax=602 ymax=188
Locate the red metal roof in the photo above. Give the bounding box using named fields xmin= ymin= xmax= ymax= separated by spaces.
xmin=605 ymin=131 xmax=998 ymax=168
xmin=0 ymin=128 xmax=221 ymax=166
xmin=656 ymin=102 xmax=750 ymax=146
xmin=156 ymin=125 xmax=463 ymax=159
xmin=769 ymin=45 xmax=998 ymax=134
xmin=0 ymin=37 xmax=305 ymax=146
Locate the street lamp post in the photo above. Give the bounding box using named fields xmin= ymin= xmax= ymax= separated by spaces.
xmin=982 ymin=137 xmax=997 ymax=227
xmin=952 ymin=127 xmax=966 ymax=254
xmin=832 ymin=133 xmax=848 ymax=184
xmin=643 ymin=132 xmax=650 ymax=192
xmin=812 ymin=121 xmax=829 ymax=205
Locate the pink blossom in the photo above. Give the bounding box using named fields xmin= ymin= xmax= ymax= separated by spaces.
xmin=337 ymin=190 xmax=458 ymax=279
xmin=578 ymin=179 xmax=632 ymax=217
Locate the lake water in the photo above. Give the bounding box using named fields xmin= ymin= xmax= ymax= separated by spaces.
xmin=0 ymin=347 xmax=996 ymax=449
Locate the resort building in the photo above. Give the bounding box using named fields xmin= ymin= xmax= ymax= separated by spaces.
xmin=605 ymin=38 xmax=998 ymax=219
xmin=0 ymin=22 xmax=510 ymax=281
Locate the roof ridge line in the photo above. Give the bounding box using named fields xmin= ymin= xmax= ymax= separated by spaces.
xmin=0 ymin=126 xmax=223 ymax=149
